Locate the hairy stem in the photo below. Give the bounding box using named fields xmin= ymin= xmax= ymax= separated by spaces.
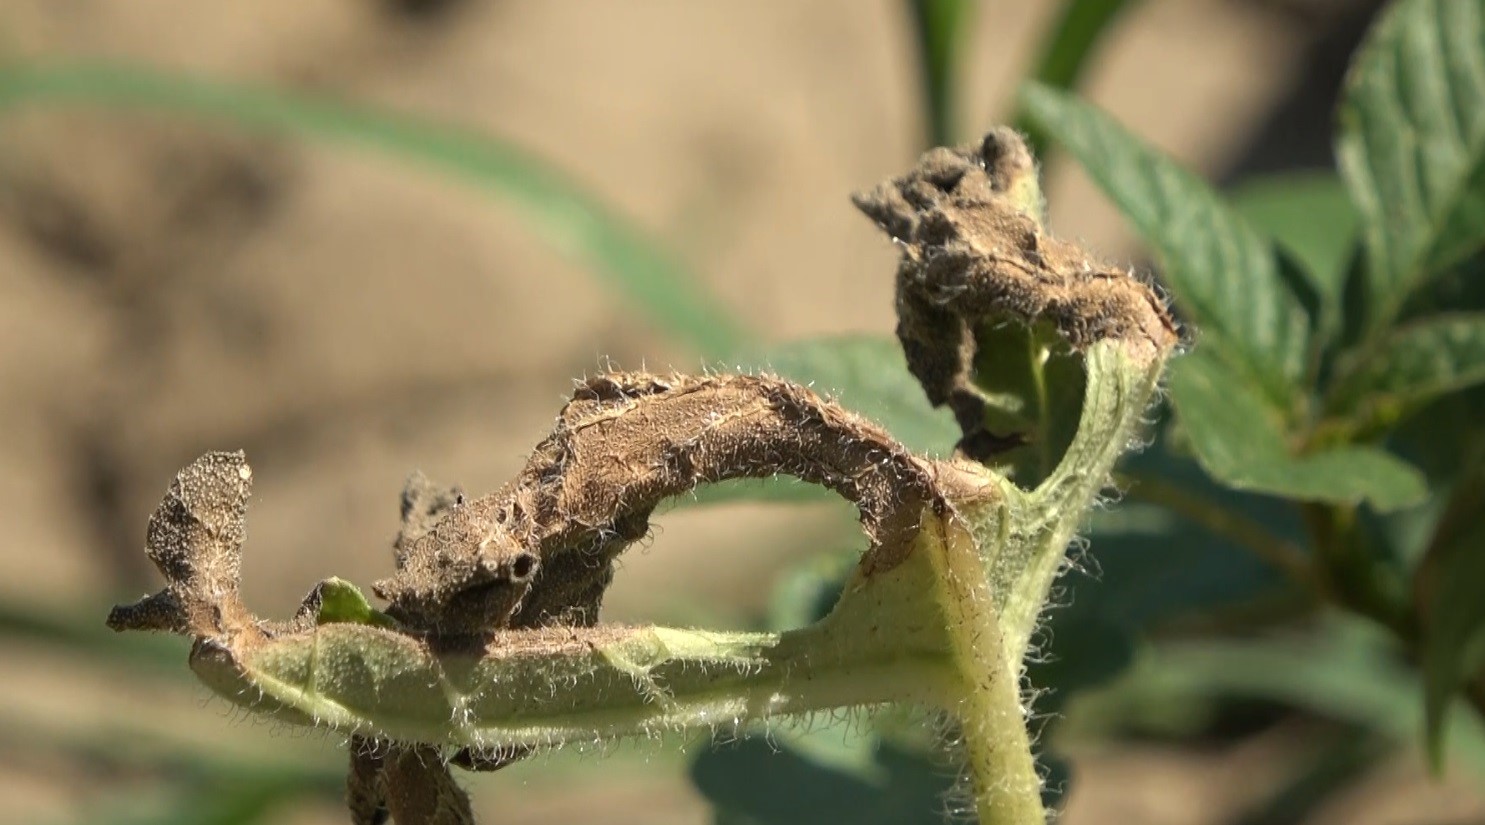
xmin=189 ymin=513 xmax=977 ymax=752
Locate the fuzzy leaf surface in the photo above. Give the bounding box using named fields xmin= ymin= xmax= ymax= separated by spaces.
xmin=1337 ymin=0 xmax=1485 ymax=334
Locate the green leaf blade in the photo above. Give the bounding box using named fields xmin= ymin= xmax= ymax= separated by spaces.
xmin=1138 ymin=626 xmax=1485 ymax=776
xmin=1012 ymin=0 xmax=1141 ymax=163
xmin=1169 ymin=351 xmax=1426 ymax=511
xmin=1020 ymin=83 xmax=1311 ymax=404
xmin=1337 ymin=0 xmax=1485 ymax=334
xmin=1421 ymin=514 xmax=1485 ymax=769
xmin=1229 ymin=172 xmax=1361 ymax=302
xmin=1331 ymin=312 xmax=1485 ymax=421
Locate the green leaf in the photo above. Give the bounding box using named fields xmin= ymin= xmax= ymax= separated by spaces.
xmin=692 ymin=736 xmax=952 ymax=825
xmin=968 ymin=321 xmax=1086 ymax=485
xmin=1336 ymin=0 xmax=1485 ymax=336
xmin=1168 ymin=350 xmax=1426 ymax=510
xmin=1134 ymin=624 xmax=1485 ymax=776
xmin=0 ymin=62 xmax=746 ymax=359
xmin=1229 ymin=172 xmax=1361 ymax=302
xmin=1020 ymin=83 xmax=1311 ymax=404
xmin=1421 ymin=510 xmax=1485 ymax=769
xmin=906 ymin=0 xmax=975 ymax=147
xmin=1013 ymin=0 xmax=1141 ymax=164
xmin=1330 ymin=312 xmax=1485 ymax=424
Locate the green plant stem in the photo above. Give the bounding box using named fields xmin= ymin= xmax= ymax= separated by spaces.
xmin=1301 ymin=503 xmax=1413 ymax=640
xmin=993 ymin=346 xmax=1167 ymax=660
xmin=921 ymin=504 xmax=1046 ymax=825
xmin=1119 ymin=472 xmax=1324 ymax=596
xmin=957 ymin=662 xmax=1044 ymax=825
xmin=196 ymin=623 xmax=962 ymax=752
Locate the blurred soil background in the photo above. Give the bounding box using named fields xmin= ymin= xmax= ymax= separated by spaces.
xmin=0 ymin=1 xmax=1481 ymax=823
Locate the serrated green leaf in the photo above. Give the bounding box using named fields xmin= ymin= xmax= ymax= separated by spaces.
xmin=1019 ymin=82 xmax=1311 ymax=405
xmin=1421 ymin=512 xmax=1485 ymax=769
xmin=1336 ymin=0 xmax=1485 ymax=336
xmin=1168 ymin=350 xmax=1426 ymax=510
xmin=1230 ymin=172 xmax=1360 ymax=302
xmin=1330 ymin=313 xmax=1485 ymax=424
xmin=0 ymin=62 xmax=746 ymax=359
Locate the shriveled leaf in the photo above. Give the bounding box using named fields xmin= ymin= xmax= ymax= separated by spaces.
xmin=761 ymin=335 xmax=959 ymax=456
xmin=1330 ymin=313 xmax=1485 ymax=425
xmin=1168 ymin=350 xmax=1426 ymax=510
xmin=1020 ymin=83 xmax=1311 ymax=404
xmin=1336 ymin=0 xmax=1485 ymax=335
xmin=0 ymin=62 xmax=745 ymax=359
xmin=680 ymin=336 xmax=960 ymax=508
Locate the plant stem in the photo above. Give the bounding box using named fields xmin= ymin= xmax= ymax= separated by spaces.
xmin=1301 ymin=502 xmax=1413 ymax=641
xmin=1120 ymin=472 xmax=1325 ymax=597
xmin=927 ymin=514 xmax=1046 ymax=825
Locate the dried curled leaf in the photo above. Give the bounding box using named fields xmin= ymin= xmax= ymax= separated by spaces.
xmin=853 ymin=127 xmax=1178 ymax=459
xmin=376 ymin=372 xmax=992 ymax=637
xmin=104 ymin=129 xmax=1189 ymax=825
xmin=106 ymin=451 xmax=257 ymax=641
xmin=106 ymin=372 xmax=1002 ymax=824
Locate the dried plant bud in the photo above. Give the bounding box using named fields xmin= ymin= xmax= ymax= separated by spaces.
xmin=106 ymin=451 xmax=256 ymax=641
xmin=375 ymin=373 xmax=988 ymax=637
xmin=854 ymin=127 xmax=1178 ymax=461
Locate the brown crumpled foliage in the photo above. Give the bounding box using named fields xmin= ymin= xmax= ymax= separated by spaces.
xmin=107 ymin=128 xmax=1175 ymax=825
xmin=852 ymin=127 xmax=1178 ymax=460
xmin=373 ymin=372 xmax=984 ymax=641
xmin=105 ymin=451 xmax=257 ymax=641
xmin=108 ymin=374 xmax=989 ymax=824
